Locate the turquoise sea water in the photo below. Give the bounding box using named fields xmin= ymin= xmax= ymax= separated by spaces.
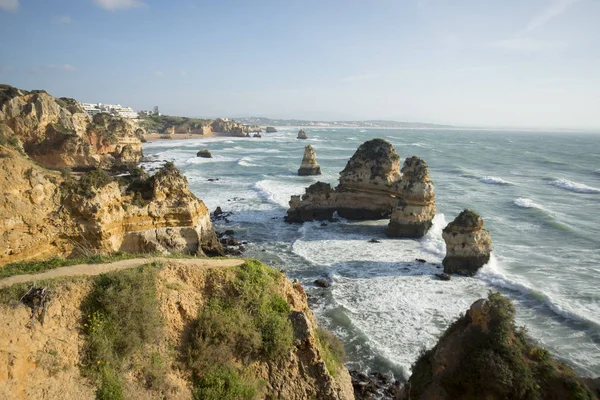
xmin=142 ymin=128 xmax=600 ymax=378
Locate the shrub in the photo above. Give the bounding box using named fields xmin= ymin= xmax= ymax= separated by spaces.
xmin=193 ymin=365 xmax=260 ymax=400
xmin=81 ymin=264 xmax=166 ymax=395
xmin=187 ymin=259 xmax=294 ymax=397
xmin=66 ymin=168 xmax=114 ymax=198
xmin=316 ymin=328 xmax=346 ymax=376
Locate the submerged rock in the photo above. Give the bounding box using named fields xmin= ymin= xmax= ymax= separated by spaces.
xmin=253 ymin=132 xmax=262 ymax=138
xmin=442 ymin=209 xmax=492 ymax=276
xmin=196 ymin=149 xmax=212 ymax=158
xmin=401 ymin=292 xmax=595 ymax=400
xmin=314 ymin=279 xmax=330 ymax=288
xmin=285 ymin=138 xmax=436 ymax=237
xmin=435 ymin=273 xmax=451 ymax=281
xmin=297 ymin=129 xmax=308 ymax=139
xmin=298 ymin=145 xmax=321 ymax=176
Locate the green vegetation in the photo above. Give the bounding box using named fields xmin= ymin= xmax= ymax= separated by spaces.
xmin=316 ymin=327 xmax=346 ymax=376
xmin=81 ymin=263 xmax=167 ymax=398
xmin=63 ymin=168 xmax=115 ymax=198
xmin=409 ymin=292 xmax=593 ymax=400
xmin=187 ymin=259 xmax=294 ymax=399
xmin=0 ymin=252 xmax=140 ymax=280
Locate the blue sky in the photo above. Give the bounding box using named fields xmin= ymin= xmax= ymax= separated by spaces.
xmin=1 ymin=0 xmax=599 ymax=129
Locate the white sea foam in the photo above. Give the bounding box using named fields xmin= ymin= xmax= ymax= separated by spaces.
xmin=254 ymin=179 xmax=307 ymax=209
xmin=419 ymin=213 xmax=447 ymax=258
xmin=184 ymin=156 xmax=237 ymax=164
xmin=550 ymin=179 xmax=600 ymax=194
xmin=480 ymin=176 xmax=510 ymax=185
xmin=513 ymin=198 xmax=544 ymax=210
xmin=237 ymin=156 xmax=260 ymax=167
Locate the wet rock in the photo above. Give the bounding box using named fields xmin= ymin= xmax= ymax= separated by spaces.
xmin=196 ymin=149 xmax=212 ymax=158
xmin=297 ymin=129 xmax=308 ymax=139
xmin=314 ymin=279 xmax=330 ymax=288
xmin=266 ymin=126 xmax=277 ymax=133
xmin=350 ymin=370 xmax=402 ymax=400
xmin=415 ymin=258 xmax=427 ymax=263
xmin=435 ymin=273 xmax=451 ymax=281
xmin=368 ymin=238 xmax=382 ymax=243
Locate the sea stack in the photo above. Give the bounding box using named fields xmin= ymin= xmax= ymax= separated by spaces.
xmin=298 ymin=145 xmax=321 ymax=176
xmin=266 ymin=126 xmax=277 ymax=133
xmin=297 ymin=129 xmax=308 ymax=139
xmin=402 ymin=293 xmax=595 ymax=400
xmin=286 ymin=138 xmax=436 ymax=237
xmin=442 ymin=209 xmax=492 ymax=276
xmin=386 ymin=156 xmax=436 ymax=238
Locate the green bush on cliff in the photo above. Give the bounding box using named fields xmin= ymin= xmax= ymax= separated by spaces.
xmin=316 ymin=327 xmax=346 ymax=377
xmin=81 ymin=263 xmax=167 ymax=397
xmin=408 ymin=292 xmax=594 ymax=400
xmin=187 ymin=259 xmax=294 ymax=399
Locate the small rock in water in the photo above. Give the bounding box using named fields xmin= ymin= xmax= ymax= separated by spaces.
xmin=314 ymin=279 xmax=330 ymax=288
xmin=415 ymin=258 xmax=427 ymax=263
xmin=328 ymin=217 xmax=340 ymax=223
xmin=214 ymin=206 xmax=223 ymax=216
xmin=196 ymin=149 xmax=212 ymax=158
xmin=320 ymin=223 xmax=328 ymax=227
xmin=350 ymin=370 xmax=402 ymax=400
xmin=368 ymin=238 xmax=381 ymax=243
xmin=435 ymin=273 xmax=451 ymax=281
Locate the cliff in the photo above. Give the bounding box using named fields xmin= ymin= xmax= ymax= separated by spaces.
xmin=286 ymin=139 xmax=436 ymax=238
xmin=298 ymin=145 xmax=321 ymax=176
xmin=0 ymin=86 xmax=223 ymax=265
xmin=442 ymin=209 xmax=492 ymax=276
xmin=0 ymin=259 xmax=354 ymax=400
xmin=402 ymin=292 xmax=595 ymax=400
xmin=0 ymin=85 xmax=143 ymax=169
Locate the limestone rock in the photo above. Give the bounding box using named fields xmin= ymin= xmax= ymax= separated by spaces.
xmin=266 ymin=126 xmax=277 ymax=133
xmin=297 ymin=129 xmax=308 ymax=139
xmin=253 ymin=132 xmax=262 ymax=138
xmin=210 ymin=118 xmax=256 ymax=137
xmin=196 ymin=149 xmax=212 ymax=158
xmin=401 ymin=293 xmax=595 ymax=400
xmin=0 ymin=85 xmax=143 ymax=169
xmin=442 ymin=209 xmax=492 ymax=276
xmin=298 ymin=145 xmax=321 ymax=176
xmin=286 ymin=138 xmax=436 ymax=237
xmin=386 ymin=156 xmax=436 ymax=238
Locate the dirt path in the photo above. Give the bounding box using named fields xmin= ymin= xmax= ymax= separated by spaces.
xmin=0 ymin=257 xmax=244 ymax=288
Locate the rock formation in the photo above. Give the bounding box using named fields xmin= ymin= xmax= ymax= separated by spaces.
xmin=386 ymin=156 xmax=436 ymax=238
xmin=402 ymin=292 xmax=595 ymax=400
xmin=442 ymin=209 xmax=492 ymax=276
xmin=210 ymin=118 xmax=259 ymax=137
xmin=286 ymin=138 xmax=436 ymax=237
xmin=266 ymin=126 xmax=277 ymax=133
xmin=0 ymin=85 xmax=223 ymax=265
xmin=196 ymin=149 xmax=212 ymax=158
xmin=0 ymin=85 xmax=144 ymax=169
xmin=298 ymin=145 xmax=321 ymax=176
xmin=253 ymin=132 xmax=262 ymax=138
xmin=297 ymin=129 xmax=308 ymax=139
xmin=0 ymin=259 xmax=354 ymax=400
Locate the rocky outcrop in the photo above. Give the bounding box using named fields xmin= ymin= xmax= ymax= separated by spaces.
xmin=266 ymin=126 xmax=277 ymax=133
xmin=297 ymin=129 xmax=308 ymax=139
xmin=386 ymin=156 xmax=436 ymax=238
xmin=442 ymin=209 xmax=492 ymax=276
xmin=286 ymin=139 xmax=436 ymax=237
xmin=298 ymin=145 xmax=321 ymax=176
xmin=0 ymin=85 xmax=143 ymax=169
xmin=210 ymin=118 xmax=259 ymax=137
xmin=196 ymin=149 xmax=212 ymax=158
xmin=0 ymin=259 xmax=354 ymax=400
xmin=0 ymin=144 xmax=223 ymax=265
xmin=402 ymin=292 xmax=595 ymax=400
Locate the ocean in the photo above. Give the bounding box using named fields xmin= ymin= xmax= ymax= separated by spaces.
xmin=142 ymin=128 xmax=600 ymax=379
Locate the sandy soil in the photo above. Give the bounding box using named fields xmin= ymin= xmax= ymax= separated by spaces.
xmin=0 ymin=257 xmax=244 ymax=288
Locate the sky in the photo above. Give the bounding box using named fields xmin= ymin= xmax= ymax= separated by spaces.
xmin=0 ymin=0 xmax=599 ymax=129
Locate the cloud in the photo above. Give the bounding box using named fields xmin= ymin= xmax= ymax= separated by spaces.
xmin=53 ymin=16 xmax=72 ymax=24
xmin=0 ymin=0 xmax=19 ymax=12
xmin=92 ymin=0 xmax=144 ymax=11
xmin=522 ymin=0 xmax=579 ymax=34
xmin=489 ymin=38 xmax=566 ymax=52
xmin=341 ymin=73 xmax=380 ymax=83
xmin=28 ymin=64 xmax=77 ymax=73
xmin=153 ymin=71 xmax=164 ymax=77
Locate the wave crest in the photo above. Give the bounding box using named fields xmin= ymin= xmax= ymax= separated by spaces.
xmin=550 ymin=179 xmax=600 ymax=194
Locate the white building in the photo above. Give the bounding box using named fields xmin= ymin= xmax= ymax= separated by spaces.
xmin=79 ymin=102 xmax=139 ymax=119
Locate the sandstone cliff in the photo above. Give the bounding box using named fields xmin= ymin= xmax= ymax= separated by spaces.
xmin=286 ymin=139 xmax=435 ymax=238
xmin=402 ymin=292 xmax=595 ymax=400
xmin=0 ymin=259 xmax=355 ymax=400
xmin=442 ymin=209 xmax=492 ymax=276
xmin=298 ymin=145 xmax=321 ymax=176
xmin=0 ymin=85 xmax=144 ymax=169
